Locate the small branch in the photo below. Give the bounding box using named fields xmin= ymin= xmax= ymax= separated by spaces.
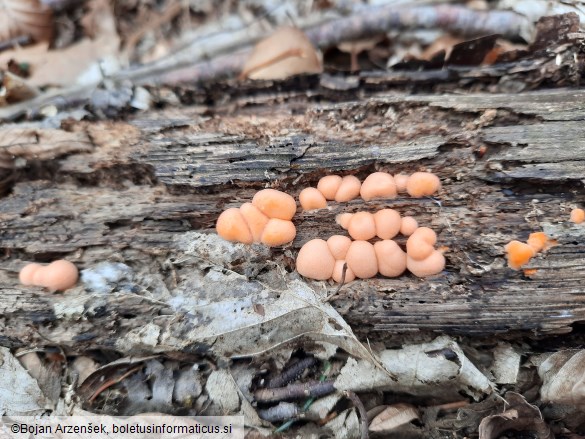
xmin=266 ymin=357 xmax=317 ymax=389
xmin=148 ymin=52 xmax=248 ymax=86
xmin=0 ymin=4 xmax=535 ymax=118
xmin=344 ymin=390 xmax=369 ymax=439
xmin=87 ymin=365 xmax=143 ymax=403
xmin=40 ymin=0 xmax=87 ymax=10
xmin=255 ymin=380 xmax=335 ymax=403
xmin=0 ymin=84 xmax=95 ymax=121
xmin=258 ymin=403 xmax=303 ymax=423
xmin=123 ymin=2 xmax=184 ymax=53
xmin=147 ymin=4 xmax=533 ymax=86
xmin=0 ymin=35 xmax=32 ymax=53
xmin=306 ymin=4 xmax=532 ymax=48
xmin=325 ymin=262 xmax=348 ymax=302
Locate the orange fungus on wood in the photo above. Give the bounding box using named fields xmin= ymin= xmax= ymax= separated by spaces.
xmin=335 ymin=175 xmax=362 ymax=202
xmin=252 ymin=189 xmax=297 ymax=220
xmin=296 ymin=239 xmax=336 ymax=280
xmin=360 ymin=172 xmax=397 ymax=201
xmin=261 ymin=219 xmax=297 ymax=246
xmin=299 ymin=187 xmax=327 ymax=210
xmin=20 ymin=260 xmax=78 ymax=291
xmin=347 ymin=211 xmax=377 ymax=240
xmin=527 ymin=232 xmax=554 ymax=252
xmin=406 ymin=172 xmax=441 ymax=198
xmin=216 ymin=208 xmax=253 ymax=244
xmin=505 ymin=240 xmax=536 ymax=270
xmin=570 ymin=208 xmax=585 ymax=224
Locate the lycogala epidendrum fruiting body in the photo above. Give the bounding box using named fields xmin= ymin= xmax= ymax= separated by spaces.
xmin=216 ymin=189 xmax=297 ymax=246
xmin=19 ymin=260 xmax=79 ymax=291
xmin=300 ymin=171 xmax=441 ymax=211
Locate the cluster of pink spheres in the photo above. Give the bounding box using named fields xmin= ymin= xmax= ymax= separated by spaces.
xmin=17 ymin=174 xmax=581 ymax=291
xmin=19 ymin=260 xmax=79 ymax=291
xmin=18 ymin=172 xmax=445 ymax=291
xmin=216 ymin=171 xmax=445 ymax=281
xmin=215 ymin=189 xmax=297 ymax=246
xmin=296 ymin=226 xmax=445 ymax=282
xmin=299 ymin=171 xmax=441 ymax=210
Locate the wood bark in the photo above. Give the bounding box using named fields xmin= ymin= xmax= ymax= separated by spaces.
xmin=1 ymin=86 xmax=584 ymax=354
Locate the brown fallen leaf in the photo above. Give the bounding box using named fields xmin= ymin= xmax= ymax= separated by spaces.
xmin=0 ymin=71 xmax=39 ymax=106
xmin=369 ymin=403 xmax=419 ymax=433
xmin=338 ymin=36 xmax=384 ymax=72
xmin=421 ymin=34 xmax=464 ymax=61
xmin=478 ymin=392 xmax=553 ymax=439
xmin=76 ymin=355 xmax=159 ymax=403
xmin=241 ymin=26 xmax=323 ymax=80
xmin=0 ymin=0 xmax=120 ymax=88
xmin=539 ymin=349 xmax=585 ymax=408
xmin=17 ymin=349 xmax=63 ymax=405
xmin=0 ymin=127 xmax=93 ymax=168
xmin=0 ymin=0 xmax=53 ymax=43
xmin=71 ymin=356 xmax=100 ymax=386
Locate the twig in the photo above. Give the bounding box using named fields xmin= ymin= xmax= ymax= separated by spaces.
xmin=343 ymin=390 xmax=369 ymax=439
xmin=124 ymin=2 xmax=184 ymax=53
xmin=266 ymin=357 xmax=317 ymax=389
xmin=0 ymin=35 xmax=31 ymax=53
xmin=151 ymin=52 xmax=248 ymax=85
xmin=40 ymin=0 xmax=87 ymax=12
xmin=255 ymin=379 xmax=335 ymax=403
xmin=325 ymin=262 xmax=347 ymax=302
xmin=0 ymin=83 xmax=95 ymax=121
xmin=274 ymin=362 xmax=332 ymax=433
xmin=152 ymin=4 xmax=532 ymax=86
xmin=0 ymin=4 xmax=534 ymax=119
xmin=432 ymin=400 xmax=470 ymax=411
xmin=305 ymin=4 xmax=532 ymax=47
xmin=258 ymin=403 xmax=302 ymax=423
xmin=87 ymin=365 xmax=143 ymax=403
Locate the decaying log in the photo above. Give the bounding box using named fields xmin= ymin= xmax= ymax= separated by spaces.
xmin=0 ymin=87 xmax=584 ymax=354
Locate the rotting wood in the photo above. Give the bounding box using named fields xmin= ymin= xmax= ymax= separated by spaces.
xmin=0 ymin=88 xmax=584 ymax=354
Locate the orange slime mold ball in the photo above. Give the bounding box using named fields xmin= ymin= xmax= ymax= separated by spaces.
xmin=570 ymin=208 xmax=585 ymax=224
xmin=20 ymin=260 xmax=79 ymax=291
xmin=505 ymin=240 xmax=536 ymax=270
xmin=406 ymin=172 xmax=441 ymax=198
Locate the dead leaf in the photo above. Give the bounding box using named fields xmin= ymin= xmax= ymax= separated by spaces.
xmin=539 ymin=349 xmax=585 ymax=407
xmin=325 ymin=408 xmax=360 ymax=439
xmin=241 ymin=26 xmax=323 ymax=80
xmin=0 ymin=0 xmax=53 ymax=43
xmin=0 ymin=346 xmax=52 ymax=414
xmin=421 ymin=35 xmax=464 ymax=61
xmin=0 ymin=127 xmax=92 ymax=168
xmin=172 ymin=367 xmax=202 ymax=407
xmin=168 ymin=232 xmax=384 ymax=371
xmin=17 ymin=350 xmax=62 ymax=405
xmin=452 ymin=394 xmax=507 ymax=432
xmin=478 ymin=392 xmax=553 ymax=439
xmin=206 ymin=370 xmax=241 ymax=415
xmin=446 ymin=34 xmax=499 ymax=66
xmin=0 ymin=72 xmax=39 ymax=106
xmin=530 ymin=13 xmax=581 ymax=52
xmin=71 ymin=356 xmax=99 ymax=386
xmin=0 ymin=0 xmax=120 ymax=87
xmin=76 ymin=355 xmax=159 ymax=403
xmin=335 ymin=336 xmax=493 ymax=401
xmin=490 ymin=343 xmax=521 ymax=384
xmin=369 ymin=403 xmax=419 ymax=433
